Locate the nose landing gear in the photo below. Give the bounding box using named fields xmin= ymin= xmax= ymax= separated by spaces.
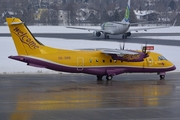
xmin=106 ymin=75 xmax=113 ymax=81
xmin=160 ymin=75 xmax=165 ymax=80
xmin=96 ymin=75 xmax=113 ymax=81
xmin=158 ymin=72 xmax=166 ymax=80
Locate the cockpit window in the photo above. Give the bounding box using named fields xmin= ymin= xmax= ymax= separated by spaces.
xmin=158 ymin=56 xmax=167 ymax=61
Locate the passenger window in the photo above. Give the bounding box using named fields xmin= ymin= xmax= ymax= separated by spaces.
xmin=110 ymin=59 xmax=112 ymax=63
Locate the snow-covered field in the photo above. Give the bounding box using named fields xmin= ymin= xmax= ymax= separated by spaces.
xmin=0 ymin=26 xmax=180 ymax=34
xmin=0 ymin=26 xmax=180 ymax=74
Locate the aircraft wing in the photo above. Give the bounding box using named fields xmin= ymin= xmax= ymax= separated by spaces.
xmin=100 ymin=48 xmax=146 ymax=62
xmin=128 ymin=25 xmax=171 ymax=32
xmin=128 ymin=19 xmax=177 ymax=32
xmin=101 ymin=49 xmax=137 ymax=55
xmin=66 ymin=26 xmax=112 ymax=34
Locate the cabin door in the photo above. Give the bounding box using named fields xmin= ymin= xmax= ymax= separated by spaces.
xmin=77 ymin=57 xmax=84 ymax=71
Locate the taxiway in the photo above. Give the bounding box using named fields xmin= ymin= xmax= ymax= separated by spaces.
xmin=0 ymin=73 xmax=180 ymax=120
xmin=1 ymin=31 xmax=180 ymax=119
xmin=1 ymin=33 xmax=180 ymax=46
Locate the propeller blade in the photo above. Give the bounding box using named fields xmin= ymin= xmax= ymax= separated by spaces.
xmin=142 ymin=41 xmax=148 ymax=53
xmin=120 ymin=44 xmax=122 ymax=50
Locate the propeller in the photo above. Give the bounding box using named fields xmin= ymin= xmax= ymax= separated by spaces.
xmin=142 ymin=41 xmax=150 ymax=58
xmin=119 ymin=39 xmax=126 ymax=63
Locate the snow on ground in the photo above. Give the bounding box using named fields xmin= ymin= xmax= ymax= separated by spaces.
xmin=0 ymin=26 xmax=180 ymax=33
xmin=0 ymin=26 xmax=180 ymax=74
xmin=135 ymin=36 xmax=180 ymax=40
xmin=0 ymin=37 xmax=180 ymax=74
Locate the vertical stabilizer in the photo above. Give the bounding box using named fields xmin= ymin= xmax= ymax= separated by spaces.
xmin=121 ymin=0 xmax=131 ymax=23
xmin=6 ymin=18 xmax=56 ymax=55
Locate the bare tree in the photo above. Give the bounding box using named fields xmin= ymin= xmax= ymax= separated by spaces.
xmin=65 ymin=2 xmax=79 ymax=25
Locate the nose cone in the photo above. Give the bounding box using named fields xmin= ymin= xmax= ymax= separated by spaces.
xmin=165 ymin=61 xmax=176 ymax=72
xmin=171 ymin=65 xmax=176 ymax=71
xmin=167 ymin=60 xmax=176 ymax=71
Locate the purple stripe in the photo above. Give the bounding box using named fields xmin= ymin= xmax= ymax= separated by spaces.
xmin=8 ymin=56 xmax=176 ymax=76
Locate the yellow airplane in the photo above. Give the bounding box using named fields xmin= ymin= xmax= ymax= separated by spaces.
xmin=6 ymin=18 xmax=176 ymax=80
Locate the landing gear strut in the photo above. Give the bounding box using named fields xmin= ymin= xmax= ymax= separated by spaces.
xmin=122 ymin=34 xmax=127 ymax=39
xmin=97 ymin=75 xmax=103 ymax=80
xmin=106 ymin=75 xmax=113 ymax=81
xmin=160 ymin=75 xmax=165 ymax=80
xmin=104 ymin=34 xmax=109 ymax=39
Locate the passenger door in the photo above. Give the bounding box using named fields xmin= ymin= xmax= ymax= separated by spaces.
xmin=77 ymin=57 xmax=84 ymax=71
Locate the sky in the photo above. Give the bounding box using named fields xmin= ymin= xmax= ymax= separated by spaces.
xmin=0 ymin=26 xmax=179 ymax=74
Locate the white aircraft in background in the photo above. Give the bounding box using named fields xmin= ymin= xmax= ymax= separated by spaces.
xmin=67 ymin=0 xmax=175 ymax=39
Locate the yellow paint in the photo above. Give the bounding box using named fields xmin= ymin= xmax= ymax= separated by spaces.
xmin=6 ymin=18 xmax=174 ymax=70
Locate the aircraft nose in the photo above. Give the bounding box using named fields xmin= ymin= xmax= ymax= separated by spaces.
xmin=171 ymin=65 xmax=176 ymax=71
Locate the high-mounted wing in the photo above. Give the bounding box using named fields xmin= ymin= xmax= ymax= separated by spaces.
xmin=101 ymin=48 xmax=147 ymax=62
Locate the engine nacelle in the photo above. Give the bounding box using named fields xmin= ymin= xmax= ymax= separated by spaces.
xmin=93 ymin=31 xmax=101 ymax=37
xmin=125 ymin=32 xmax=131 ymax=37
xmin=110 ymin=52 xmax=149 ymax=62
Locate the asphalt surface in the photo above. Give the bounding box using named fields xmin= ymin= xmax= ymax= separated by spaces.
xmin=1 ymin=32 xmax=180 ymax=119
xmin=1 ymin=33 xmax=180 ymax=46
xmin=0 ymin=73 xmax=180 ymax=120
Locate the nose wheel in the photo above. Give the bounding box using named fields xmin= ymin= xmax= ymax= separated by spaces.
xmin=106 ymin=75 xmax=113 ymax=81
xmin=160 ymin=75 xmax=165 ymax=80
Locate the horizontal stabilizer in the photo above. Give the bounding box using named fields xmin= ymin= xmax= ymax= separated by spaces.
xmin=11 ymin=22 xmax=23 ymax=25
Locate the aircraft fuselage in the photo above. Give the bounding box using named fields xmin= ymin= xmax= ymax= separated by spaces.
xmin=101 ymin=22 xmax=130 ymax=35
xmin=9 ymin=49 xmax=176 ymax=77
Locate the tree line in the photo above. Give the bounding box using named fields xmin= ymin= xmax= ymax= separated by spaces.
xmin=0 ymin=0 xmax=180 ymax=25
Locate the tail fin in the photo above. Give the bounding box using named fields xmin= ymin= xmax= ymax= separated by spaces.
xmin=121 ymin=0 xmax=131 ymax=23
xmin=6 ymin=18 xmax=55 ymax=55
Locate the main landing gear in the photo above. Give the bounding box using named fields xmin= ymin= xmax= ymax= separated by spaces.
xmin=97 ymin=75 xmax=103 ymax=80
xmin=122 ymin=34 xmax=127 ymax=39
xmin=96 ymin=75 xmax=113 ymax=81
xmin=104 ymin=34 xmax=109 ymax=39
xmin=122 ymin=32 xmax=131 ymax=39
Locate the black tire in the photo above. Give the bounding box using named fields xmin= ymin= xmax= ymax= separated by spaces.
xmin=160 ymin=75 xmax=165 ymax=80
xmin=125 ymin=35 xmax=127 ymax=39
xmin=97 ymin=75 xmax=103 ymax=80
xmin=106 ymin=75 xmax=113 ymax=81
xmin=107 ymin=35 xmax=109 ymax=39
xmin=105 ymin=34 xmax=109 ymax=39
xmin=122 ymin=35 xmax=127 ymax=39
xmin=122 ymin=35 xmax=125 ymax=39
